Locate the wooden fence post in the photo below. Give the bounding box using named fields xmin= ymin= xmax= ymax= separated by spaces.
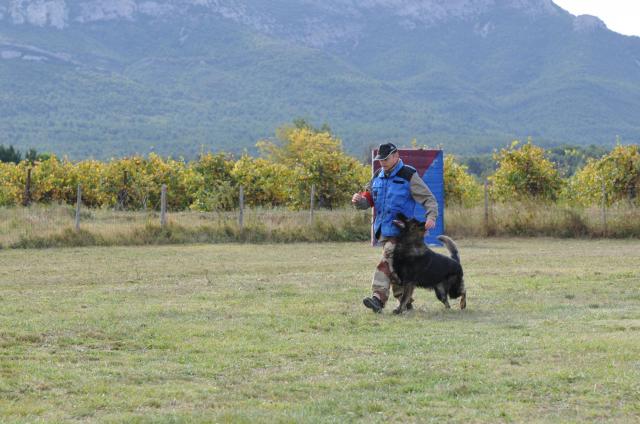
xmin=160 ymin=184 xmax=167 ymax=227
xmin=75 ymin=184 xmax=82 ymax=232
xmin=484 ymin=180 xmax=489 ymax=234
xmin=239 ymin=186 xmax=244 ymax=230
xmin=22 ymin=168 xmax=32 ymax=207
xmin=309 ymin=184 xmax=315 ymax=224
xmin=601 ymin=180 xmax=607 ymax=236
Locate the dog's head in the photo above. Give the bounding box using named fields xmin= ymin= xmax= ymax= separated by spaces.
xmin=392 ymin=213 xmax=426 ymax=244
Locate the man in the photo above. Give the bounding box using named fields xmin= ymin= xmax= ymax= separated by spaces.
xmin=352 ymin=143 xmax=438 ymax=313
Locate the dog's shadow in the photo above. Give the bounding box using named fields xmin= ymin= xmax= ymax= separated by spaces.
xmin=393 ymin=306 xmax=492 ymax=322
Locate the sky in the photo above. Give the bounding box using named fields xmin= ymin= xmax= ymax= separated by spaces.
xmin=553 ymin=0 xmax=640 ymax=37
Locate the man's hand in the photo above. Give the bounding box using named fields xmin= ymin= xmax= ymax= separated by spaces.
xmin=425 ymin=218 xmax=436 ymax=231
xmin=351 ymin=193 xmax=364 ymax=204
xmin=352 ymin=192 xmax=373 ymax=210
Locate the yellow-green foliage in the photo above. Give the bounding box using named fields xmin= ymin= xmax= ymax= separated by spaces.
xmin=189 ymin=153 xmax=237 ymax=211
xmin=257 ymin=126 xmax=369 ymax=208
xmin=0 ymin=141 xmax=368 ymax=211
xmin=444 ymin=155 xmax=482 ymax=207
xmin=564 ymin=144 xmax=640 ymax=206
xmin=0 ymin=161 xmax=23 ymax=206
xmin=0 ymin=155 xmax=201 ymax=210
xmin=490 ymin=140 xmax=562 ymax=202
xmin=231 ymin=156 xmax=294 ymax=207
xmin=99 ymin=154 xmax=202 ymax=210
xmin=74 ymin=160 xmax=108 ymax=207
xmin=144 ymin=154 xmax=202 ymax=210
xmin=5 ymin=135 xmax=637 ymax=211
xmin=191 ymin=153 xmax=234 ymax=187
xmin=26 ymin=155 xmax=79 ymax=203
xmin=100 ymin=156 xmax=156 ymax=209
xmin=0 ymin=156 xmax=85 ymax=205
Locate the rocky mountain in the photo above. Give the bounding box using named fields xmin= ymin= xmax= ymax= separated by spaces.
xmin=1 ymin=0 xmax=639 ymax=159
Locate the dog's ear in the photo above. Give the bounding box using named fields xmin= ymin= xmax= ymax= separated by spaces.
xmin=392 ymin=219 xmax=406 ymax=229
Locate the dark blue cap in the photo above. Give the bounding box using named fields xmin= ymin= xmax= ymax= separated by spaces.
xmin=374 ymin=143 xmax=398 ymax=160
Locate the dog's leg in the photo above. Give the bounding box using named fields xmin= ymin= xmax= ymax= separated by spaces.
xmin=393 ymin=284 xmax=415 ymax=314
xmin=393 ymin=285 xmax=410 ymax=314
xmin=435 ymin=283 xmax=451 ymax=309
xmin=401 ymin=284 xmax=415 ymax=312
xmin=458 ymin=277 xmax=467 ymax=310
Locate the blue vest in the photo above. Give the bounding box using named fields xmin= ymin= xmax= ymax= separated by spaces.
xmin=371 ymin=160 xmax=417 ymax=238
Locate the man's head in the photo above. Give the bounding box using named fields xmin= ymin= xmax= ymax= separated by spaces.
xmin=375 ymin=143 xmax=400 ymax=172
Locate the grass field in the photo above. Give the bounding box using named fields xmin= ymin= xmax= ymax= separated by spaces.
xmin=1 ymin=239 xmax=639 ymax=422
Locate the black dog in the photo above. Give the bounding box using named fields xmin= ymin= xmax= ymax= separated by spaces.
xmin=391 ymin=214 xmax=467 ymax=314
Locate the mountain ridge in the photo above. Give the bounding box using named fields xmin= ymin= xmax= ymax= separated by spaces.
xmin=1 ymin=0 xmax=639 ymax=159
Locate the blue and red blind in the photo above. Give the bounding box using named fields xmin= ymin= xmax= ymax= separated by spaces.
xmin=371 ymin=149 xmax=445 ymax=246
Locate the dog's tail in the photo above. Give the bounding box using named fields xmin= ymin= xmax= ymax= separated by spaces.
xmin=438 ymin=235 xmax=466 ymax=309
xmin=437 ymin=235 xmax=460 ymax=263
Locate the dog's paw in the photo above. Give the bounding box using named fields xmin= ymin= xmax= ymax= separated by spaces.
xmin=392 ymin=307 xmax=404 ymax=315
xmin=460 ymin=293 xmax=467 ymax=310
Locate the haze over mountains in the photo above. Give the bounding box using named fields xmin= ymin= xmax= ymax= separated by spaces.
xmin=1 ymin=0 xmax=639 ymax=159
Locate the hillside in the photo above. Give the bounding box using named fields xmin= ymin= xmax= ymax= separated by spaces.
xmin=1 ymin=0 xmax=639 ymax=159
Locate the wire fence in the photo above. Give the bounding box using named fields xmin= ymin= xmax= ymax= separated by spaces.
xmin=0 ymin=183 xmax=377 ymax=248
xmin=2 ymin=181 xmax=639 ymax=248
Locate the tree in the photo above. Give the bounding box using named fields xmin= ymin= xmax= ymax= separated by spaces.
xmin=460 ymin=154 xmax=495 ymax=179
xmin=190 ymin=152 xmax=237 ymax=211
xmin=489 ymin=140 xmax=562 ymax=202
xmin=444 ymin=155 xmax=482 ymax=207
xmin=291 ymin=118 xmax=332 ymax=135
xmin=0 ymin=161 xmax=22 ymax=206
xmin=24 ymin=148 xmax=50 ymax=164
xmin=230 ymin=155 xmax=294 ymax=207
xmin=546 ymin=144 xmax=609 ymax=177
xmin=0 ymin=145 xmax=22 ymax=163
xmin=257 ymin=124 xmax=369 ymax=209
xmin=564 ymin=144 xmax=640 ymax=206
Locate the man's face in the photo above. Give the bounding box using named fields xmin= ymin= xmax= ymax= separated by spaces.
xmin=379 ymin=151 xmax=400 ymax=172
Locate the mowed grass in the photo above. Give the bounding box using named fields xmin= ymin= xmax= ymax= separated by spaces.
xmin=1 ymin=239 xmax=639 ymax=423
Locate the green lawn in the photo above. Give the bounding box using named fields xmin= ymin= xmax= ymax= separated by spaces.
xmin=1 ymin=239 xmax=639 ymax=422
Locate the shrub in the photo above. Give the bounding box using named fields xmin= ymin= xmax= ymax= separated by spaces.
xmin=444 ymin=155 xmax=482 ymax=207
xmin=490 ymin=140 xmax=563 ymax=202
xmin=100 ymin=156 xmax=156 ymax=209
xmin=231 ymin=156 xmax=294 ymax=207
xmin=257 ymin=126 xmax=369 ymax=209
xmin=0 ymin=161 xmax=22 ymax=206
xmin=564 ymin=144 xmax=640 ymax=206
